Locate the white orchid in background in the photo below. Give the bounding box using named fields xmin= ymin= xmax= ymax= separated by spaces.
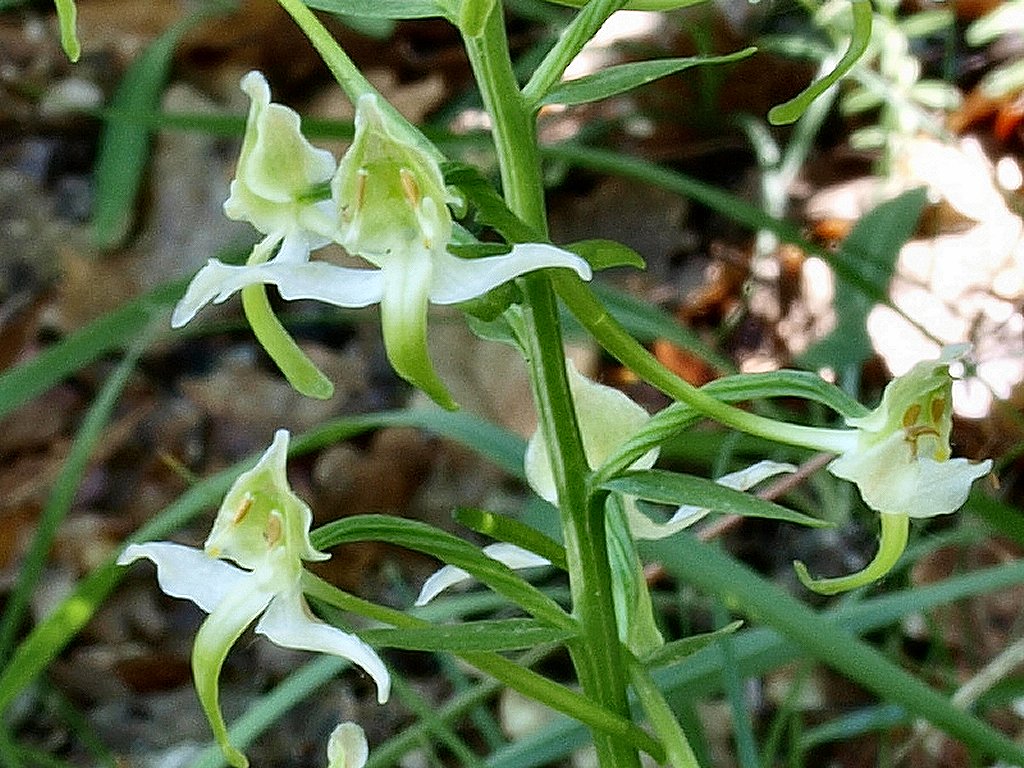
xmin=523 ymin=361 xmax=659 ymax=507
xmin=118 ymin=430 xmax=389 ymax=768
xmin=327 ymin=722 xmax=369 ymax=768
xmin=797 ymin=344 xmax=993 ymax=594
xmin=171 ymin=72 xmax=592 ymax=409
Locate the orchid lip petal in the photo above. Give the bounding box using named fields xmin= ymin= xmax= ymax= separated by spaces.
xmin=428 ymin=243 xmax=593 ymax=305
xmin=254 ymin=589 xmax=391 ymax=704
xmin=379 ymin=256 xmax=456 ymax=409
xmin=171 ymin=259 xmax=386 ymax=328
xmin=414 ymin=543 xmax=551 ymax=606
xmin=118 ymin=542 xmax=249 ymax=613
xmin=193 ymin=578 xmax=277 ymax=768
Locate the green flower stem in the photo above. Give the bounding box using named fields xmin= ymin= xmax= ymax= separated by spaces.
xmin=463 ymin=8 xmax=645 ymax=767
xmin=795 ymin=512 xmax=910 ymax=595
xmin=628 ymin=655 xmax=701 ymax=768
xmin=275 ymin=0 xmax=441 ymax=162
xmin=301 ymin=574 xmax=664 ymax=760
xmin=461 ymin=8 xmax=547 ymax=234
xmin=554 ymin=272 xmax=858 ymax=454
xmin=521 ymin=0 xmax=629 ymax=107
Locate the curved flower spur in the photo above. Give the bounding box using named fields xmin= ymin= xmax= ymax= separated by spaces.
xmin=173 ymin=72 xmax=592 ymax=409
xmin=118 ymin=430 xmax=389 ymax=768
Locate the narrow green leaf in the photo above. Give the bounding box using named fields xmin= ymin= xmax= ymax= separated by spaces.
xmin=54 ymin=0 xmax=80 ymax=62
xmin=565 ymin=239 xmax=646 ymax=271
xmin=486 ymin=558 xmax=1024 ymax=768
xmin=303 ymin=0 xmax=447 ymax=18
xmin=454 ymin=508 xmax=568 ymax=569
xmin=643 ymin=621 xmax=744 ymax=669
xmin=0 ymin=335 xmax=147 ymax=663
xmin=92 ymin=7 xmax=223 ymax=249
xmin=359 ymin=619 xmax=575 ymax=652
xmin=651 ymin=534 xmax=1024 ymax=766
xmin=0 ymin=278 xmax=185 ymax=422
xmin=541 ymin=49 xmax=756 ymax=107
xmin=603 ymin=470 xmax=830 ymax=528
xmin=313 ymin=515 xmax=575 ymax=631
xmin=768 ymin=0 xmax=873 ymax=125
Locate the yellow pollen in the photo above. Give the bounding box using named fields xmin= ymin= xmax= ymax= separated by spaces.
xmin=232 ymin=494 xmax=254 ymax=524
xmin=264 ymin=513 xmax=282 ymax=547
xmin=400 ymin=168 xmax=420 ymax=208
xmin=902 ymin=404 xmax=922 ymax=429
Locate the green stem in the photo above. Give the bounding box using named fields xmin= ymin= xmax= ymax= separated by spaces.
xmin=795 ymin=512 xmax=910 ymax=595
xmin=275 ymin=0 xmax=441 ymax=161
xmin=302 ymin=574 xmax=664 ymax=759
xmin=554 ymin=272 xmax=857 ymax=453
xmin=462 ymin=8 xmax=645 ymax=767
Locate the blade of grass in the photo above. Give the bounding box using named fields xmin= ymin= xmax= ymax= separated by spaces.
xmin=650 ymin=534 xmax=1024 ymax=766
xmin=91 ymin=5 xmax=229 ymax=249
xmin=713 ymin=602 xmax=759 ymax=768
xmin=0 ymin=328 xmax=151 ymax=663
xmin=486 ymin=557 xmax=1024 ymax=767
xmin=0 ymin=279 xmax=185 ymax=422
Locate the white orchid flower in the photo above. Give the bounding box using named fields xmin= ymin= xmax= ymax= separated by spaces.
xmin=172 ymin=71 xmax=338 ymax=330
xmin=327 ymin=722 xmax=369 ymax=768
xmin=118 ymin=431 xmax=389 ymax=768
xmin=171 ymin=74 xmax=592 ymax=409
xmin=797 ymin=344 xmax=993 ymax=594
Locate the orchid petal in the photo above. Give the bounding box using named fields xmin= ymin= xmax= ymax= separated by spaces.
xmin=327 ymin=722 xmax=369 ymax=768
xmin=224 ymin=72 xmax=336 ymax=238
xmin=526 ymin=362 xmax=656 ymax=505
xmin=192 ymin=576 xmax=276 ymax=768
xmin=379 ymin=256 xmax=456 ymax=409
xmin=117 ymin=542 xmax=249 ymax=613
xmin=428 ymin=244 xmax=593 ymax=305
xmin=829 ymin=432 xmax=992 ymax=518
xmin=255 ymin=588 xmax=391 ymax=704
xmin=171 ymin=259 xmax=385 ymax=329
xmin=414 ymin=543 xmax=551 ymax=606
xmin=627 ymin=461 xmax=798 ymax=540
xmin=206 ymin=430 xmax=328 ymax=569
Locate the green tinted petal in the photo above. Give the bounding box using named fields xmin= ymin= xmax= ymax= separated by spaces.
xmin=192 ymin=578 xmax=275 ymax=768
xmin=379 ymin=256 xmax=457 ymax=409
xmin=206 ymin=430 xmax=327 ymax=569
